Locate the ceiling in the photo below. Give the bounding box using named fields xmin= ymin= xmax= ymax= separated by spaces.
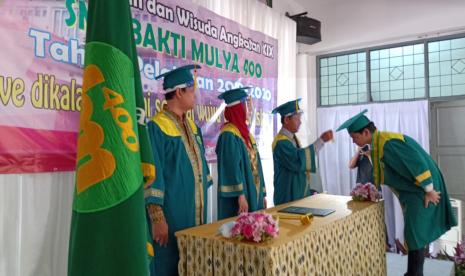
xmin=276 ymin=0 xmax=465 ymax=55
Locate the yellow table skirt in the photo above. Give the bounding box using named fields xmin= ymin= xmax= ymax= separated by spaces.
xmin=176 ymin=194 xmax=386 ymax=275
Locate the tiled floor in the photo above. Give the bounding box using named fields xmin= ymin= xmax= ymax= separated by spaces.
xmin=386 ymin=252 xmax=454 ymax=276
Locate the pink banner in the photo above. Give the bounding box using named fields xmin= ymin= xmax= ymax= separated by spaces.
xmin=0 ymin=0 xmax=278 ymax=173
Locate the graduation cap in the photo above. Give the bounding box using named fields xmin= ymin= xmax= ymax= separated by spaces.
xmin=336 ymin=109 xmax=371 ymax=133
xmin=217 ymin=87 xmax=251 ymax=106
xmin=155 ymin=64 xmax=200 ymax=93
xmin=271 ymin=99 xmax=303 ymax=117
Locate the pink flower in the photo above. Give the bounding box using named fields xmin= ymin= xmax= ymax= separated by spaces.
xmin=351 ymin=183 xmax=380 ymax=202
xmin=252 ymin=228 xmax=262 ymax=242
xmin=265 ymin=225 xmax=275 ymax=236
xmin=231 ymin=223 xmax=241 ymax=236
xmin=453 ymin=240 xmax=465 ymax=264
xmin=243 ymin=224 xmax=254 ymax=239
xmin=229 ymin=212 xmax=279 ymax=243
xmin=253 ymin=213 xmax=265 ymax=222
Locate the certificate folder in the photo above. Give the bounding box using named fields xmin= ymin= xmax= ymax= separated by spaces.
xmin=278 ymin=206 xmax=335 ymax=217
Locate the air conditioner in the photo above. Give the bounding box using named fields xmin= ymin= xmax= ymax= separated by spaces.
xmin=432 ymin=198 xmax=462 ymax=256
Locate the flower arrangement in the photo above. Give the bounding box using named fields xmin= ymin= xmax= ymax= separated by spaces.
xmin=444 ymin=240 xmax=465 ymax=275
xmin=350 ymin=183 xmax=381 ymax=202
xmin=228 ymin=212 xmax=279 ymax=243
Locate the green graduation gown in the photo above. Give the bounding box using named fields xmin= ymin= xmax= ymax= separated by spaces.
xmin=145 ymin=109 xmax=212 ymax=276
xmin=371 ymin=130 xmax=457 ymax=250
xmin=272 ymin=128 xmax=318 ymax=205
xmin=216 ymin=123 xmax=266 ymax=220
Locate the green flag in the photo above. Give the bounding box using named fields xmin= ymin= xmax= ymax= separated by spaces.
xmin=68 ymin=0 xmax=155 ymax=275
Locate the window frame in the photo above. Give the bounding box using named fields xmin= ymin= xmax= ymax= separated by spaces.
xmin=317 ymin=32 xmax=465 ymax=107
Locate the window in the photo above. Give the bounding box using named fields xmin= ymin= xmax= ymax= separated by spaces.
xmin=318 ymin=34 xmax=465 ymax=106
xmin=319 ymin=53 xmax=367 ymax=106
xmin=429 ymin=37 xmax=465 ymax=97
xmin=370 ymin=44 xmax=425 ymax=101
